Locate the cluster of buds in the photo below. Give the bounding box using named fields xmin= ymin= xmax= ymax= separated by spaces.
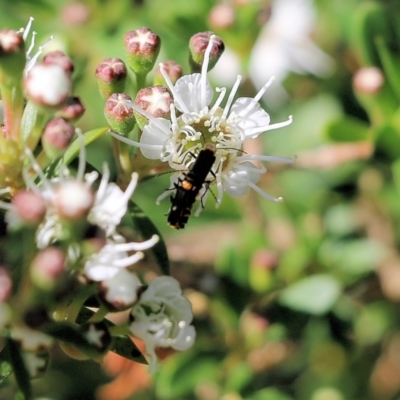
xmin=100 ymin=28 xmax=293 ymax=226
xmin=0 ymin=19 xmax=197 ymax=394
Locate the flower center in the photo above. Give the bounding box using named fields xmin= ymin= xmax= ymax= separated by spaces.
xmin=175 ymin=108 xmax=242 ymax=174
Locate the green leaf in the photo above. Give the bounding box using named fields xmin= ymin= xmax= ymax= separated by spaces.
xmin=128 ymin=200 xmax=170 ymax=275
xmin=247 ymin=388 xmax=293 ymax=400
xmin=111 ymin=336 xmax=148 ymax=364
xmin=375 ymin=123 xmax=400 ymax=159
xmin=62 ymin=127 xmax=109 ymax=166
xmin=324 ymin=117 xmax=370 ymax=142
xmin=5 ymin=339 xmax=31 ymax=400
xmin=40 ymin=321 xmax=91 ymax=348
xmin=352 ymin=2 xmax=395 ymax=67
xmin=375 ymin=36 xmax=400 ymax=101
xmin=0 ymin=361 xmax=12 ymax=385
xmin=75 ymin=308 xmax=147 ymax=364
xmin=279 ymin=275 xmax=342 ymax=315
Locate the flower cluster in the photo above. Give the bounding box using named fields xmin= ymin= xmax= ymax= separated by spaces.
xmin=111 ymin=32 xmax=293 ymax=221
xmin=0 ymin=19 xmax=197 ymax=387
xmin=0 ymin=16 xmax=293 ymax=395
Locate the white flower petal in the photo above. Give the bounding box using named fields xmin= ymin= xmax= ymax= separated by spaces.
xmin=140 ymin=118 xmax=172 ymax=159
xmin=174 ymin=74 xmax=213 ymax=113
xmin=230 ymin=97 xmax=271 ymax=138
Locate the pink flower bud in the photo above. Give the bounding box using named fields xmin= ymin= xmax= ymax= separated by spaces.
xmin=0 ymin=266 xmax=12 ymax=302
xmin=124 ymin=27 xmax=161 ymax=75
xmin=55 ymin=96 xmax=86 ymax=121
xmin=95 ymin=58 xmax=127 ymax=99
xmin=154 ymin=60 xmax=183 ymax=86
xmin=61 ymin=2 xmax=91 ymax=26
xmin=42 ymin=117 xmax=75 ymax=157
xmin=0 ymin=29 xmax=26 ymax=77
xmin=30 ymin=247 xmax=66 ymax=290
xmin=104 ymin=93 xmax=135 ymax=135
xmin=189 ymin=31 xmax=224 ymax=72
xmin=134 ymin=85 xmax=172 ymax=129
xmin=12 ymin=190 xmax=46 ymax=225
xmin=43 ymin=50 xmax=74 ymax=75
xmin=24 ymin=62 xmax=72 ymax=108
xmin=353 ymin=66 xmax=384 ymax=95
xmin=208 ymin=4 xmax=236 ymax=30
xmin=54 ymin=180 xmax=94 ymax=220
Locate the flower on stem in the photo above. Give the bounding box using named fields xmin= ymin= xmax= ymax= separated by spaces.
xmin=111 ymin=33 xmax=293 ymax=211
xmin=84 ymin=234 xmax=158 ymax=282
xmin=129 ymin=276 xmax=196 ymax=372
xmin=24 ymin=62 xmax=72 ymax=109
xmin=124 ymin=27 xmax=161 ymax=77
xmin=95 ymin=57 xmax=127 ymax=99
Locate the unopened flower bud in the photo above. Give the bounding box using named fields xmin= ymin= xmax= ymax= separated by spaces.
xmin=134 ymin=85 xmax=172 ymax=129
xmin=95 ymin=57 xmax=127 ymax=100
xmin=0 ymin=29 xmax=26 ymax=79
xmin=189 ymin=32 xmax=224 ymax=73
xmin=11 ymin=190 xmax=46 ymax=225
xmin=43 ymin=50 xmax=74 ymax=75
xmin=24 ymin=62 xmax=72 ymax=109
xmin=104 ymin=93 xmax=135 ymax=134
xmin=30 ymin=247 xmax=66 ymax=290
xmin=154 ymin=60 xmax=183 ymax=86
xmin=55 ymin=96 xmax=86 ymax=121
xmin=100 ymin=269 xmax=140 ymax=310
xmin=124 ymin=27 xmax=161 ymax=76
xmin=54 ymin=180 xmax=94 ymax=220
xmin=208 ymin=4 xmax=236 ymax=30
xmin=353 ymin=66 xmax=384 ymax=95
xmin=61 ymin=2 xmax=91 ymax=26
xmin=42 ymin=117 xmax=75 ymax=158
xmin=0 ymin=267 xmax=12 ymax=302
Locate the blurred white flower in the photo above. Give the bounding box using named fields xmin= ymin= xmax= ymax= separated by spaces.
xmin=249 ymin=0 xmax=334 ymax=106
xmin=129 ymin=276 xmax=196 ymax=372
xmin=84 ymin=233 xmax=158 ymax=282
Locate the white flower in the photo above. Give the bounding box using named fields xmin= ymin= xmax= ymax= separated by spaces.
xmin=129 ymin=276 xmax=196 ymax=372
xmin=249 ymin=0 xmax=334 ymax=106
xmin=88 ymin=164 xmax=138 ymax=237
xmin=111 ymin=35 xmax=293 ymax=208
xmin=84 ymin=234 xmax=158 ymax=282
xmin=21 ymin=135 xmax=139 ymax=247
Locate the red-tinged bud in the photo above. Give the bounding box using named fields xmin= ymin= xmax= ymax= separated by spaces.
xmin=54 ymin=180 xmax=94 ymax=220
xmin=95 ymin=58 xmax=127 ymax=99
xmin=100 ymin=269 xmax=140 ymax=311
xmin=134 ymin=85 xmax=172 ymax=129
xmin=42 ymin=117 xmax=75 ymax=158
xmin=189 ymin=31 xmax=224 ymax=73
xmin=61 ymin=2 xmax=91 ymax=26
xmin=43 ymin=50 xmax=74 ymax=75
xmin=124 ymin=27 xmax=161 ymax=76
xmin=0 ymin=29 xmax=26 ymax=80
xmin=55 ymin=96 xmax=85 ymax=121
xmin=24 ymin=62 xmax=72 ymax=109
xmin=154 ymin=60 xmax=183 ymax=86
xmin=208 ymin=4 xmax=236 ymax=30
xmin=353 ymin=66 xmax=384 ymax=95
xmin=0 ymin=267 xmax=12 ymax=302
xmin=12 ymin=190 xmax=46 ymax=226
xmin=30 ymin=247 xmax=66 ymax=290
xmin=104 ymin=93 xmax=135 ymax=135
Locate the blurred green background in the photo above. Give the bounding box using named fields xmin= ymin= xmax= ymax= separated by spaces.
xmin=3 ymin=0 xmax=400 ymax=399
